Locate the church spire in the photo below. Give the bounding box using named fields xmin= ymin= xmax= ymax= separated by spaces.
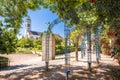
xmin=25 ymin=16 xmax=31 ymax=38
xmin=25 ymin=15 xmax=31 ymax=30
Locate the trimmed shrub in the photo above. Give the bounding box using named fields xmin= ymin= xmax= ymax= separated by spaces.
xmin=55 ymin=45 xmax=65 ymax=55
xmin=0 ymin=56 xmax=9 ymax=69
xmin=68 ymin=46 xmax=75 ymax=52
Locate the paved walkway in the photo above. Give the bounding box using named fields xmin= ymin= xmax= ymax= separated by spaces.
xmin=0 ymin=52 xmax=119 ymax=80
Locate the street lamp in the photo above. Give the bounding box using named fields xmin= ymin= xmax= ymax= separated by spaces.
xmin=96 ymin=26 xmax=102 ymax=63
xmin=81 ymin=37 xmax=86 ymax=58
xmin=64 ymin=25 xmax=70 ymax=80
xmin=45 ymin=32 xmax=50 ymax=71
xmin=86 ymin=26 xmax=92 ymax=71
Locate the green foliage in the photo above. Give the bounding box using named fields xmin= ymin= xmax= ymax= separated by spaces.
xmin=0 ymin=27 xmax=17 ymax=54
xmin=42 ymin=0 xmax=96 ymax=27
xmin=33 ymin=38 xmax=42 ymax=47
xmin=55 ymin=45 xmax=65 ymax=55
xmin=70 ymin=29 xmax=85 ymax=44
xmin=0 ymin=56 xmax=9 ymax=69
xmin=55 ymin=37 xmax=62 ymax=45
xmin=42 ymin=0 xmax=120 ymax=36
xmin=0 ymin=0 xmax=43 ymax=54
xmin=55 ymin=37 xmax=65 ymax=55
xmin=55 ymin=37 xmax=76 ymax=55
xmin=96 ymin=0 xmax=120 ymax=28
xmin=0 ymin=0 xmax=42 ymax=33
xmin=17 ymin=37 xmax=42 ymax=52
xmin=68 ymin=46 xmax=75 ymax=52
xmin=100 ymin=36 xmax=110 ymax=55
xmin=17 ymin=38 xmax=33 ymax=48
xmin=0 ymin=0 xmax=119 ymax=56
xmin=70 ymin=29 xmax=85 ymax=61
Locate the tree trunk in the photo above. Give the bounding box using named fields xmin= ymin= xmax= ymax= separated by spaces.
xmin=75 ymin=39 xmax=79 ymax=61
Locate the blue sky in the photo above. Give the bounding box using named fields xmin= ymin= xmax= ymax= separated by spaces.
xmin=19 ymin=8 xmax=65 ymax=38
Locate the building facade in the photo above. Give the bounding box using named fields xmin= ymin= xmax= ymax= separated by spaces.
xmin=24 ymin=16 xmax=64 ymax=40
xmin=24 ymin=16 xmax=41 ymax=39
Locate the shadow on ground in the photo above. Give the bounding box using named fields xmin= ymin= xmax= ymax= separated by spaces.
xmin=0 ymin=63 xmax=117 ymax=80
xmin=0 ymin=64 xmax=30 ymax=71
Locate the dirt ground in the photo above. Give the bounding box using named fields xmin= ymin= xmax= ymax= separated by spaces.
xmin=0 ymin=53 xmax=120 ymax=80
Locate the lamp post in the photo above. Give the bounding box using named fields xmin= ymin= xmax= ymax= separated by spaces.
xmin=45 ymin=32 xmax=50 ymax=71
xmin=81 ymin=37 xmax=86 ymax=58
xmin=64 ymin=25 xmax=70 ymax=80
xmin=86 ymin=26 xmax=92 ymax=71
xmin=96 ymin=26 xmax=102 ymax=63
xmin=98 ymin=26 xmax=102 ymax=59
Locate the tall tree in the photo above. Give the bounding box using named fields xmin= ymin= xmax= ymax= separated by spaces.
xmin=0 ymin=0 xmax=42 ymax=54
xmin=0 ymin=0 xmax=42 ymax=33
xmin=0 ymin=28 xmax=17 ymax=54
xmin=70 ymin=28 xmax=86 ymax=61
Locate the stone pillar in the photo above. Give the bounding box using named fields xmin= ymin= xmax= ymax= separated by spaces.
xmin=42 ymin=34 xmax=55 ymax=61
xmin=49 ymin=34 xmax=55 ymax=60
xmin=42 ymin=35 xmax=46 ymax=61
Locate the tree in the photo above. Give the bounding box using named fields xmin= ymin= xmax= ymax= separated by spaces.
xmin=0 ymin=0 xmax=42 ymax=33
xmin=17 ymin=38 xmax=34 ymax=48
xmin=55 ymin=37 xmax=65 ymax=55
xmin=55 ymin=37 xmax=62 ymax=45
xmin=0 ymin=27 xmax=17 ymax=54
xmin=70 ymin=28 xmax=86 ymax=61
xmin=0 ymin=0 xmax=43 ymax=54
xmin=95 ymin=0 xmax=120 ymax=29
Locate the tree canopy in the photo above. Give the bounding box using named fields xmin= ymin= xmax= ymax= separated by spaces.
xmin=0 ymin=0 xmax=42 ymax=33
xmin=0 ymin=0 xmax=120 ymax=54
xmin=0 ymin=0 xmax=120 ymax=32
xmin=0 ymin=0 xmax=43 ymax=54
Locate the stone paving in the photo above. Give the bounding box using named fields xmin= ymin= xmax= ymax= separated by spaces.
xmin=0 ymin=52 xmax=119 ymax=80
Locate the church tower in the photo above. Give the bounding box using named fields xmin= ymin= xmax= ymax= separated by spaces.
xmin=24 ymin=16 xmax=31 ymax=38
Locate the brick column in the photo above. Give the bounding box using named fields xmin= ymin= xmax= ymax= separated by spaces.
xmin=42 ymin=34 xmax=55 ymax=61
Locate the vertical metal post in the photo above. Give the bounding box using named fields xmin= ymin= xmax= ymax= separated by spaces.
xmin=96 ymin=26 xmax=102 ymax=64
xmin=96 ymin=41 xmax=99 ymax=64
xmin=86 ymin=26 xmax=92 ymax=71
xmin=81 ymin=38 xmax=85 ymax=58
xmin=98 ymin=26 xmax=102 ymax=59
xmin=45 ymin=33 xmax=49 ymax=71
xmin=64 ymin=25 xmax=70 ymax=80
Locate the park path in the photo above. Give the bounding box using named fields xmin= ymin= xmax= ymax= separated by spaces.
xmin=0 ymin=52 xmax=119 ymax=80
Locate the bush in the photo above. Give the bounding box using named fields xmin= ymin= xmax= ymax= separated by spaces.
xmin=0 ymin=56 xmax=9 ymax=69
xmin=17 ymin=47 xmax=33 ymax=54
xmin=36 ymin=45 xmax=42 ymax=50
xmin=55 ymin=45 xmax=65 ymax=55
xmin=68 ymin=46 xmax=75 ymax=52
xmin=56 ymin=49 xmax=64 ymax=55
xmin=55 ymin=45 xmax=76 ymax=55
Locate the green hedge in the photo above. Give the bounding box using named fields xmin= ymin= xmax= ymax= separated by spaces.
xmin=68 ymin=46 xmax=75 ymax=52
xmin=0 ymin=56 xmax=9 ymax=69
xmin=56 ymin=49 xmax=65 ymax=55
xmin=55 ymin=45 xmax=76 ymax=55
xmin=55 ymin=45 xmax=65 ymax=55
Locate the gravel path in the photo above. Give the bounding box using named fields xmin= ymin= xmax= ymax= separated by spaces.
xmin=0 ymin=54 xmax=42 ymax=66
xmin=0 ymin=52 xmax=119 ymax=80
